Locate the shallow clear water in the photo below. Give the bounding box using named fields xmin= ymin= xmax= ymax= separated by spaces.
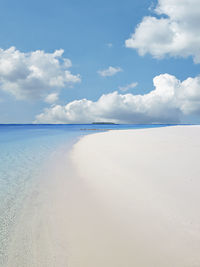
xmin=0 ymin=124 xmax=170 ymax=263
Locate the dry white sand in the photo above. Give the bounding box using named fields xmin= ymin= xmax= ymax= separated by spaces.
xmin=6 ymin=126 xmax=200 ymax=267
xmin=69 ymin=126 xmax=200 ymax=267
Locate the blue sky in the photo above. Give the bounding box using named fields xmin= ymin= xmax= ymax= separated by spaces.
xmin=0 ymin=0 xmax=200 ymax=123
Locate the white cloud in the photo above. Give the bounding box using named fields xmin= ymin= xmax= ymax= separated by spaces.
xmin=44 ymin=93 xmax=59 ymax=104
xmin=125 ymin=0 xmax=200 ymax=63
xmin=0 ymin=47 xmax=81 ymax=101
xmin=98 ymin=66 xmax=123 ymax=77
xmin=119 ymin=82 xmax=138 ymax=92
xmin=35 ymin=73 xmax=200 ymax=124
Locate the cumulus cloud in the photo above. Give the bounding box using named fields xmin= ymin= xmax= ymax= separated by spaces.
xmin=44 ymin=93 xmax=59 ymax=104
xmin=35 ymin=73 xmax=200 ymax=124
xmin=125 ymin=0 xmax=200 ymax=63
xmin=0 ymin=47 xmax=81 ymax=101
xmin=119 ymin=82 xmax=138 ymax=92
xmin=98 ymin=66 xmax=123 ymax=77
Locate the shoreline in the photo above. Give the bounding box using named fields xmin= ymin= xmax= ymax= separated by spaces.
xmin=4 ymin=125 xmax=200 ymax=266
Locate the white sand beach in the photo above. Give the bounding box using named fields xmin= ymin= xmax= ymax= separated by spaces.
xmin=69 ymin=126 xmax=200 ymax=267
xmin=6 ymin=126 xmax=200 ymax=267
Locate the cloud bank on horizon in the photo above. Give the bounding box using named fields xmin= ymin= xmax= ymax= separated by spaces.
xmin=35 ymin=74 xmax=200 ymax=124
xmin=0 ymin=47 xmax=80 ymax=102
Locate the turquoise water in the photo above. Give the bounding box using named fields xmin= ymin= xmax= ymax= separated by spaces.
xmin=0 ymin=124 xmax=170 ymax=263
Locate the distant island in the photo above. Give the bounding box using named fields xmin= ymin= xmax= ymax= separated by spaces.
xmin=92 ymin=122 xmax=117 ymax=125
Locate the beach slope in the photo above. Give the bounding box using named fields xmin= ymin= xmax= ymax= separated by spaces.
xmin=70 ymin=126 xmax=200 ymax=267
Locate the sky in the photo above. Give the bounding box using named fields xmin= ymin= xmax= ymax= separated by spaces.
xmin=0 ymin=0 xmax=200 ymax=124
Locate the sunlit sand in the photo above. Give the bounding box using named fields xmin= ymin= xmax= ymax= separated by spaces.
xmin=5 ymin=126 xmax=200 ymax=267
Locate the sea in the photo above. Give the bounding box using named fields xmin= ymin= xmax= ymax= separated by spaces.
xmin=0 ymin=123 xmax=170 ymax=264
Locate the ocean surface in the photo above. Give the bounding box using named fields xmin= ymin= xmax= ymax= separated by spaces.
xmin=0 ymin=124 xmax=170 ymax=264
